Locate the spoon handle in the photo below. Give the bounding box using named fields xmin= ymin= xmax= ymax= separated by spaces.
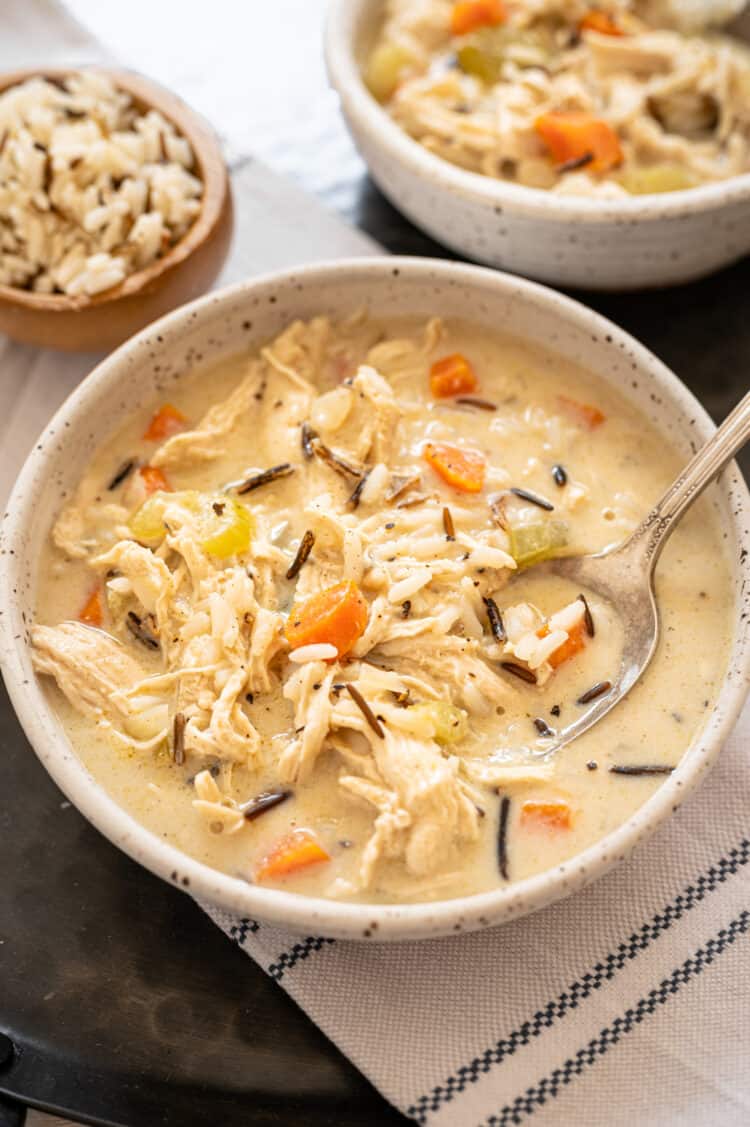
xmin=630 ymin=390 xmax=750 ymax=569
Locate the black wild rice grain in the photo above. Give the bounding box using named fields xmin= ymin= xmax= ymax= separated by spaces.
xmin=483 ymin=596 xmax=506 ymax=643
xmin=301 ymin=421 xmax=317 ymax=459
xmin=346 ymin=684 xmax=385 ymax=738
xmin=107 ymin=458 xmax=137 ymax=490
xmin=552 ymin=464 xmax=568 ymax=487
xmin=236 ymin=464 xmax=294 ymax=494
xmin=172 ymin=712 xmax=186 ymax=766
xmin=578 ymin=593 xmax=595 ymax=637
xmin=126 ymin=611 xmax=160 ymax=650
xmin=348 ymin=471 xmax=371 ymax=510
xmin=550 ymin=704 xmax=561 ymax=718
xmin=313 ymin=441 xmax=363 ymax=480
xmin=510 ymin=486 xmax=554 ymax=512
xmin=577 ymin=680 xmax=612 ymax=705
xmin=241 ymin=788 xmax=292 ymax=821
xmin=501 ymin=661 xmax=537 ymax=685
xmin=402 ymin=600 xmax=412 ymax=619
xmin=609 ymin=765 xmax=675 ymax=776
xmin=455 ymin=396 xmax=497 ymax=411
xmin=286 ymin=530 xmax=315 ymax=581
xmin=534 ymin=717 xmax=555 ymax=738
xmin=443 ymin=506 xmax=456 ymax=541
xmin=497 ymin=795 xmax=511 ymax=880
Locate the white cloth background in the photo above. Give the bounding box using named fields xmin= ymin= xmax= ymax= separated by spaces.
xmin=1 ymin=5 xmax=748 ymax=1126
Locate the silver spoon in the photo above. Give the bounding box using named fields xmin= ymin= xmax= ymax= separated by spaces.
xmin=530 ymin=390 xmax=750 ymax=751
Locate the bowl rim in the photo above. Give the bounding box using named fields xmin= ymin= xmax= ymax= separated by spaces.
xmin=325 ymin=0 xmax=750 ymax=223
xmin=1 ymin=255 xmax=748 ymax=941
xmin=0 ymin=65 xmax=229 ymax=313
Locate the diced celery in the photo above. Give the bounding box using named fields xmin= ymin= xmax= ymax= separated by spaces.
xmin=407 ymin=701 xmax=469 ymax=746
xmin=365 ymin=43 xmax=414 ymax=102
xmin=129 ymin=490 xmax=199 ymax=546
xmin=509 ymin=521 xmax=569 ymax=568
xmin=129 ymin=491 xmax=254 ymax=558
xmin=457 ymin=44 xmax=504 ymax=83
xmin=200 ymin=497 xmax=254 ymax=559
xmin=618 ymin=163 xmax=697 ymax=195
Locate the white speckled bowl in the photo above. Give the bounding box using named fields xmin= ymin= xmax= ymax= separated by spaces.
xmin=325 ymin=0 xmax=750 ymax=290
xmin=1 ymin=258 xmax=748 ymax=940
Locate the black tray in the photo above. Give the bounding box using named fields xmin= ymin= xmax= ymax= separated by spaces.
xmin=2 ymin=106 xmax=749 ymax=1127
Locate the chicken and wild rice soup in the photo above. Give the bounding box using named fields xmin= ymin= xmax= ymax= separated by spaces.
xmin=33 ymin=314 xmax=732 ymax=903
xmin=365 ymin=0 xmax=750 ymax=196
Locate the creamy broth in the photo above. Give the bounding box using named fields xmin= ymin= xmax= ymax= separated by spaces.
xmin=34 ymin=315 xmax=733 ymax=903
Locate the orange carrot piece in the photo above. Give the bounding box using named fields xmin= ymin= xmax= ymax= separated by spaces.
xmin=255 ymin=829 xmax=331 ymax=882
xmin=558 ymin=394 xmax=606 ymax=429
xmin=79 ymin=587 xmax=103 ymax=628
xmin=579 ymin=9 xmax=624 ymax=35
xmin=143 ymin=403 xmax=187 ymax=442
xmin=521 ymin=800 xmax=573 ymax=831
xmin=423 ymin=442 xmax=486 ymax=493
xmin=285 ymin=579 xmax=369 ymax=657
xmin=451 ymin=0 xmax=506 ymax=35
xmin=537 ymin=619 xmax=587 ymax=668
xmin=535 ymin=111 xmax=623 ymax=174
xmin=139 ymin=465 xmax=171 ymax=495
xmin=430 ymin=353 xmax=478 ymax=398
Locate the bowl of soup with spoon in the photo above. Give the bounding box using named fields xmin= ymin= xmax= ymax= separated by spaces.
xmin=1 ymin=257 xmax=747 ymax=940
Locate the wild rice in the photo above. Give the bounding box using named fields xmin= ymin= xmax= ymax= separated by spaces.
xmin=300 ymin=421 xmax=317 ymax=460
xmin=286 ymin=530 xmax=315 ymax=581
xmin=533 ymin=717 xmax=555 ymax=737
xmin=609 ymin=764 xmax=675 ymax=776
xmin=313 ymin=440 xmax=364 ymax=480
xmin=443 ymin=506 xmax=456 ymax=541
xmin=578 ymin=593 xmax=595 ymax=637
xmin=172 ymin=711 xmax=186 ymax=766
xmin=497 ymin=794 xmax=511 ymax=880
xmin=236 ymin=464 xmax=294 ymax=494
xmin=577 ymin=680 xmax=612 ymax=705
xmin=455 ymin=396 xmax=497 ymax=411
xmin=501 ymin=661 xmax=538 ymax=685
xmin=241 ymin=788 xmax=292 ymax=821
xmin=346 ymin=683 xmax=385 ymax=738
xmin=107 ymin=457 xmax=137 ymax=490
xmin=551 ymin=464 xmax=568 ymax=487
xmin=0 ymin=72 xmax=202 ymax=296
xmin=126 ymin=610 xmax=160 ymax=650
xmin=510 ymin=487 xmax=554 ymax=512
xmin=483 ymin=596 xmax=506 ymax=643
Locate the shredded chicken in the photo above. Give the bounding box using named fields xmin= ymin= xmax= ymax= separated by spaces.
xmin=34 ymin=314 xmax=602 ymax=892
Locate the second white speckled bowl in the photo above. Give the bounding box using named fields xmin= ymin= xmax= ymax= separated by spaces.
xmin=0 ymin=258 xmax=748 ymax=940
xmin=326 ymin=0 xmax=750 ymax=291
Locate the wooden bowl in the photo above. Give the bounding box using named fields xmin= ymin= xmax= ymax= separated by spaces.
xmin=0 ymin=67 xmax=234 ymax=352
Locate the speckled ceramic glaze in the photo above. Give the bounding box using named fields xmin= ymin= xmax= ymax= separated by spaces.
xmin=1 ymin=258 xmax=748 ymax=940
xmin=325 ymin=0 xmax=750 ymax=291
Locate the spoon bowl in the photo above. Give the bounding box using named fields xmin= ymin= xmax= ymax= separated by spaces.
xmin=536 ymin=389 xmax=750 ymax=752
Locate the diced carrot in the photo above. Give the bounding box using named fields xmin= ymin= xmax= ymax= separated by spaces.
xmin=537 ymin=619 xmax=587 ymax=668
xmin=423 ymin=442 xmax=486 ymax=493
xmin=285 ymin=579 xmax=369 ymax=657
xmin=79 ymin=587 xmax=103 ymax=628
xmin=521 ymin=800 xmax=573 ymax=831
xmin=139 ymin=465 xmax=171 ymax=495
xmin=142 ymin=403 xmax=187 ymax=442
xmin=429 ymin=353 xmax=478 ymax=398
xmin=535 ymin=111 xmax=623 ymax=174
xmin=255 ymin=829 xmax=331 ymax=882
xmin=557 ymin=394 xmax=606 ymax=429
xmin=579 ymin=9 xmax=625 ymax=35
xmin=451 ymin=0 xmax=506 ymax=36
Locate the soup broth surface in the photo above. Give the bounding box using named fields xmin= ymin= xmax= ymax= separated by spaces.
xmin=34 ymin=314 xmax=732 ymax=903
